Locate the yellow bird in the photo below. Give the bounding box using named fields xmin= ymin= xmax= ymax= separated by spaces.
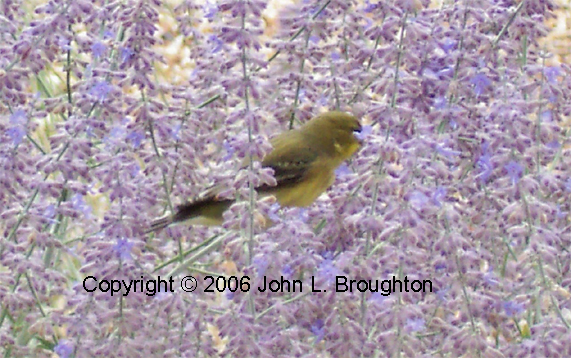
xmin=147 ymin=111 xmax=362 ymax=232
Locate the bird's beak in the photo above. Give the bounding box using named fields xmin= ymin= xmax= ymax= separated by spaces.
xmin=353 ymin=124 xmax=370 ymax=144
xmin=353 ymin=128 xmax=364 ymax=144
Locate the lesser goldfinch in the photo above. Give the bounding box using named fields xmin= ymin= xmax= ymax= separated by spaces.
xmin=147 ymin=111 xmax=362 ymax=232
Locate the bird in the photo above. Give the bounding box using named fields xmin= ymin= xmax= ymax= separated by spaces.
xmin=147 ymin=111 xmax=362 ymax=233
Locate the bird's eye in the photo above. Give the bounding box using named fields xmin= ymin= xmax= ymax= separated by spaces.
xmin=352 ymin=124 xmax=363 ymax=135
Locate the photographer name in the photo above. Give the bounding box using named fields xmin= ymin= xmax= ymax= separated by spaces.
xmin=82 ymin=274 xmax=432 ymax=296
xmin=258 ymin=275 xmax=432 ymax=296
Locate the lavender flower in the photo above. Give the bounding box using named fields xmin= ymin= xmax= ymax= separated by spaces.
xmin=476 ymin=142 xmax=494 ymax=183
xmin=6 ymin=110 xmax=27 ymax=145
xmin=310 ymin=319 xmax=325 ymax=343
xmin=91 ymin=41 xmax=107 ymax=59
xmin=113 ymin=238 xmax=134 ymax=260
xmin=503 ymin=301 xmax=525 ymax=317
xmin=54 ymin=339 xmax=74 ymax=358
xmin=505 ymin=160 xmax=523 ymax=185
xmin=90 ymin=80 xmax=112 ymax=102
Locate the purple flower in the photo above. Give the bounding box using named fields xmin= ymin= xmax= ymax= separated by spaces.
xmin=436 ymin=143 xmax=461 ymax=158
xmin=296 ymin=208 xmax=308 ymax=223
xmin=354 ymin=124 xmax=372 ymax=141
xmin=369 ymin=292 xmax=388 ymax=306
xmin=203 ymin=1 xmax=218 ymax=19
xmin=310 ymin=319 xmax=325 ymax=343
xmin=104 ymin=126 xmax=126 ymax=146
xmin=440 ymin=38 xmax=456 ymax=53
xmin=58 ymin=37 xmax=71 ymax=51
xmin=483 ymin=268 xmax=499 ymax=286
xmin=406 ymin=318 xmax=425 ymax=332
xmin=223 ymin=139 xmax=236 ymax=160
xmin=208 ymin=34 xmax=224 ymax=53
xmin=171 ymin=123 xmax=181 ymax=140
xmin=267 ymin=203 xmax=281 ymax=222
xmin=126 ymin=130 xmax=144 ymax=148
xmin=130 ymin=164 xmax=140 ymax=178
xmin=544 ymin=66 xmax=560 ymax=83
xmin=42 ymin=205 xmax=57 ymax=224
xmin=470 ymin=73 xmax=491 ymax=96
xmin=90 ymin=80 xmax=112 ymax=101
xmin=91 ymin=41 xmax=107 ymax=58
xmin=476 ymin=142 xmax=493 ymax=183
xmin=436 ymin=287 xmax=449 ymax=302
xmin=297 ymin=88 xmax=306 ymax=103
xmin=504 ymin=161 xmax=523 ymax=185
xmin=334 ymin=164 xmax=352 ymax=177
xmin=113 ymin=238 xmax=134 ymax=260
xmin=317 ymin=255 xmax=341 ymax=284
xmin=253 ymin=257 xmax=269 ymax=277
xmin=363 ymin=0 xmax=377 ymax=12
xmin=281 ymin=264 xmax=293 ymax=278
xmin=546 ymin=140 xmax=559 ymax=149
xmin=120 ymin=47 xmax=134 ymax=62
xmin=433 ymin=96 xmax=447 ymax=109
xmin=72 ymin=194 xmax=92 ymax=217
xmin=431 ymin=186 xmax=446 ymax=207
xmin=6 ymin=126 xmax=26 ymax=146
xmin=6 ymin=110 xmax=27 ymax=145
xmin=409 ymin=190 xmax=429 ymax=210
xmin=503 ymin=301 xmax=524 ymax=317
xmin=85 ymin=126 xmax=95 ymax=138
xmin=438 ymin=66 xmax=454 ymax=78
xmin=556 ymin=204 xmax=567 ymax=219
xmin=434 ymin=263 xmax=446 ymax=271
xmin=54 ymin=339 xmax=74 ymax=358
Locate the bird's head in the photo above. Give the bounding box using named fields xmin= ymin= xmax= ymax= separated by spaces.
xmin=304 ymin=111 xmax=363 ymax=162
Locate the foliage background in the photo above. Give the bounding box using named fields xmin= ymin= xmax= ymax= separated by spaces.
xmin=1 ymin=0 xmax=571 ymax=356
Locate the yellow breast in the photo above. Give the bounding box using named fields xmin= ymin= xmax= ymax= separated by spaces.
xmin=272 ymin=163 xmax=335 ymax=207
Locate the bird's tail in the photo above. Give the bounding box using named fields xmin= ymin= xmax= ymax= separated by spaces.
xmin=146 ymin=215 xmax=173 ymax=233
xmin=146 ymin=197 xmax=234 ymax=233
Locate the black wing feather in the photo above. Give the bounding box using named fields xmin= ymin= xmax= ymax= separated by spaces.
xmin=258 ymin=136 xmax=317 ymax=191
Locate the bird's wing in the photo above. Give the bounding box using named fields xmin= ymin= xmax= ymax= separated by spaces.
xmin=172 ymin=131 xmax=319 ymax=212
xmin=259 ymin=133 xmax=318 ymax=190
